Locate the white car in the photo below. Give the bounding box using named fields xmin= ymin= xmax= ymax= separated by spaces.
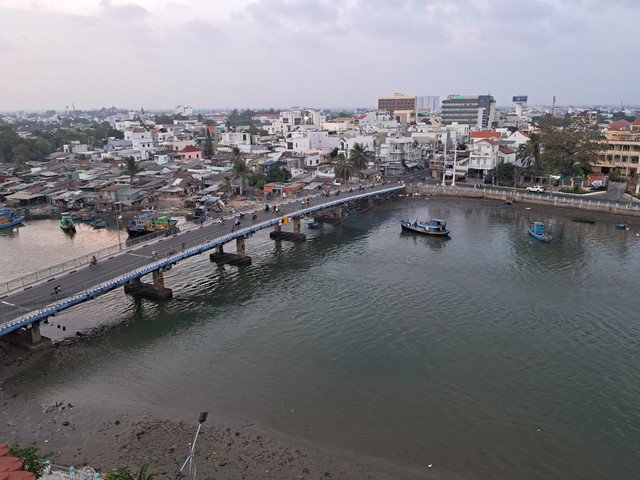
xmin=526 ymin=185 xmax=545 ymax=193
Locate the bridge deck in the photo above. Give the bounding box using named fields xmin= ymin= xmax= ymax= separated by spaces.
xmin=0 ymin=184 xmax=404 ymax=336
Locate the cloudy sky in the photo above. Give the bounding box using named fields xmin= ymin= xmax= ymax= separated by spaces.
xmin=0 ymin=0 xmax=638 ymax=111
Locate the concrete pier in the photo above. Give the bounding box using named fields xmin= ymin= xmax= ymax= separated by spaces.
xmin=209 ymin=239 xmax=252 ymax=266
xmin=270 ymin=230 xmax=307 ymax=242
xmin=4 ymin=321 xmax=52 ymax=351
xmin=124 ymin=271 xmax=173 ymax=300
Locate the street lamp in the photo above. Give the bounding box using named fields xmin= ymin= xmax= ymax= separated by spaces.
xmin=115 ymin=202 xmax=123 ymax=250
xmin=173 ymin=412 xmax=208 ymax=480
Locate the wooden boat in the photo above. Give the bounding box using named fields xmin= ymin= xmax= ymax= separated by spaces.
xmin=70 ymin=211 xmax=82 ymax=221
xmin=125 ymin=211 xmax=178 ymax=238
xmin=0 ymin=208 xmax=25 ymax=230
xmin=529 ymin=222 xmax=553 ymax=242
xmin=60 ymin=212 xmax=77 ymax=233
xmin=81 ymin=212 xmax=94 ymax=222
xmin=92 ymin=219 xmax=107 ymax=229
xmin=572 ymin=217 xmax=595 ymax=224
xmin=307 ymin=221 xmax=320 ymax=229
xmin=401 ymin=219 xmax=450 ymax=236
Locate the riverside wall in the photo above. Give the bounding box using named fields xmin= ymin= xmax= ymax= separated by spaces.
xmin=406 ymin=185 xmax=640 ymax=218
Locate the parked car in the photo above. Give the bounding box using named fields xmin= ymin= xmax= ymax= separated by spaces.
xmin=526 ymin=185 xmax=545 ymax=193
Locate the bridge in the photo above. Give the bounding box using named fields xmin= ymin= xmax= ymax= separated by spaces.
xmin=0 ymin=184 xmax=404 ymax=348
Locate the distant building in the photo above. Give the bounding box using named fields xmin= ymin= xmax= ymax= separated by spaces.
xmin=441 ymin=95 xmax=496 ymax=128
xmin=417 ymin=96 xmax=440 ymax=112
xmin=595 ymin=118 xmax=640 ymax=191
xmin=378 ymin=93 xmax=418 ymax=118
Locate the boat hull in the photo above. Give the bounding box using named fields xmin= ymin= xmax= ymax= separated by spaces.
xmin=401 ymin=222 xmax=450 ymax=236
xmin=61 ymin=225 xmax=76 ymax=233
xmin=0 ymin=217 xmax=24 ymax=230
xmin=529 ymin=228 xmax=553 ymax=242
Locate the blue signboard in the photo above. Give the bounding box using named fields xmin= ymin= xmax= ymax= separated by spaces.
xmin=513 ymin=96 xmax=528 ymax=102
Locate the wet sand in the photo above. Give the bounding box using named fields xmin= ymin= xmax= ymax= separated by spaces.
xmin=0 ymin=389 xmax=429 ymax=479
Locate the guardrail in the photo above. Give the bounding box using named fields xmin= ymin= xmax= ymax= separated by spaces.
xmin=413 ymin=184 xmax=640 ymax=214
xmin=0 ymin=184 xmax=405 ymax=334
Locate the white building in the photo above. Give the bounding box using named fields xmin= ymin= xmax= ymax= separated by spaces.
xmin=467 ymin=138 xmax=501 ymax=177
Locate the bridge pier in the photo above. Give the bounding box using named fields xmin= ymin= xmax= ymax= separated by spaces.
xmin=209 ymin=238 xmax=252 ymax=266
xmin=124 ymin=270 xmax=173 ymax=300
xmin=270 ymin=219 xmax=306 ymax=242
xmin=3 ymin=320 xmax=52 ymax=351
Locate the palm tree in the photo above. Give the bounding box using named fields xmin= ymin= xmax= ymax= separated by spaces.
xmin=348 ymin=142 xmax=370 ymax=172
xmin=231 ymin=147 xmax=250 ymax=195
xmin=516 ymin=133 xmax=542 ymax=172
xmin=121 ymin=156 xmax=144 ymax=185
xmin=334 ymin=154 xmax=354 ymax=184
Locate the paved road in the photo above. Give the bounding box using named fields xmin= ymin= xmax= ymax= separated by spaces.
xmin=0 ymin=184 xmax=403 ymax=334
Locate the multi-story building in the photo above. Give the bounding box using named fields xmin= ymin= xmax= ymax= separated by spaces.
xmin=378 ymin=137 xmax=421 ymax=175
xmin=595 ymin=119 xmax=640 ymax=191
xmin=378 ymin=93 xmax=418 ymax=118
xmin=417 ymin=96 xmax=440 ymax=112
xmin=441 ymin=95 xmax=496 ymax=128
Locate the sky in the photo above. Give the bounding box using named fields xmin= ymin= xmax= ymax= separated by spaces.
xmin=0 ymin=0 xmax=638 ymax=111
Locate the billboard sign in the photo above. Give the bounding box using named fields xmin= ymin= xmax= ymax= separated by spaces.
xmin=513 ymin=96 xmax=528 ymax=102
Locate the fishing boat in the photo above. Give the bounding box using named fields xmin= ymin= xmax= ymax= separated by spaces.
xmin=125 ymin=211 xmax=178 ymax=238
xmin=616 ymin=223 xmax=629 ymax=230
xmin=81 ymin=212 xmax=94 ymax=222
xmin=529 ymin=222 xmax=553 ymax=242
xmin=0 ymin=207 xmax=25 ymax=230
xmin=92 ymin=218 xmax=107 ymax=229
xmin=60 ymin=212 xmax=77 ymax=233
xmin=401 ymin=219 xmax=450 ymax=236
xmin=572 ymin=217 xmax=596 ymax=224
xmin=307 ymin=221 xmax=320 ymax=230
xmin=70 ymin=211 xmax=82 ymax=221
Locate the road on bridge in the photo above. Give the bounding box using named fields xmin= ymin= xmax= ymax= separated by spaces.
xmin=0 ymin=184 xmax=402 ymax=333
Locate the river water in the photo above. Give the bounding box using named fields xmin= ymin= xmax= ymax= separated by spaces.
xmin=2 ymin=197 xmax=639 ymax=479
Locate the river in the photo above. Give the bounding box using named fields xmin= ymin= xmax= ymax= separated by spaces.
xmin=1 ymin=197 xmax=639 ymax=479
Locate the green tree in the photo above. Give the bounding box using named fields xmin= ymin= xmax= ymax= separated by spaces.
xmin=121 ymin=156 xmax=144 ymax=185
xmin=202 ymin=128 xmax=215 ymax=159
xmin=538 ymin=117 xmax=603 ymax=175
xmin=265 ymin=166 xmax=292 ymax=183
xmin=104 ymin=462 xmax=158 ymax=480
xmin=491 ymin=162 xmax=515 ymax=186
xmin=334 ymin=154 xmax=354 ymax=183
xmin=231 ymin=147 xmax=250 ymax=195
xmin=0 ymin=125 xmax=22 ymax=162
xmin=329 ymin=147 xmax=339 ymax=158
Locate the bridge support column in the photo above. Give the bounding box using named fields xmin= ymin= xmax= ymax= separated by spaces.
xmin=368 ymin=197 xmax=375 ymax=207
xmin=210 ymin=239 xmax=252 ymax=266
xmin=4 ymin=320 xmax=52 ymax=351
xmin=270 ymin=219 xmax=306 ymax=243
xmin=334 ymin=205 xmax=344 ymax=220
xmin=124 ymin=271 xmax=173 ymax=300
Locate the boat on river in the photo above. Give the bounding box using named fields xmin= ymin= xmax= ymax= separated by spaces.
xmin=572 ymin=217 xmax=596 ymax=224
xmin=81 ymin=212 xmax=94 ymax=222
xmin=0 ymin=207 xmax=25 ymax=230
xmin=60 ymin=212 xmax=77 ymax=233
xmin=125 ymin=211 xmax=178 ymax=238
xmin=401 ymin=219 xmax=450 ymax=236
xmin=529 ymin=222 xmax=553 ymax=242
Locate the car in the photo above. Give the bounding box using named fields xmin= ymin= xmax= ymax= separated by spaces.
xmin=526 ymin=185 xmax=545 ymax=193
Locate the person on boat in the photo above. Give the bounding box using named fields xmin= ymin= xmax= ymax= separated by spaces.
xmin=90 ymin=255 xmax=97 ymax=266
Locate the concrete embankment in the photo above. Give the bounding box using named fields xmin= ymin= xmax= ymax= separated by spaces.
xmin=407 ymin=186 xmax=640 ymax=218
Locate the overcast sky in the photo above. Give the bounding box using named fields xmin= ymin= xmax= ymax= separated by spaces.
xmin=0 ymin=0 xmax=638 ymax=111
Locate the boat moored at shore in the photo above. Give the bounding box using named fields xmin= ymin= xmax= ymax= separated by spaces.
xmin=125 ymin=211 xmax=178 ymax=238
xmin=60 ymin=212 xmax=77 ymax=233
xmin=0 ymin=208 xmax=25 ymax=230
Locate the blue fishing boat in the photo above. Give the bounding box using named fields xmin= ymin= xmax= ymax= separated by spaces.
xmin=92 ymin=218 xmax=107 ymax=229
xmin=529 ymin=222 xmax=553 ymax=242
xmin=0 ymin=207 xmax=25 ymax=230
xmin=616 ymin=223 xmax=628 ymax=230
xmin=401 ymin=219 xmax=450 ymax=236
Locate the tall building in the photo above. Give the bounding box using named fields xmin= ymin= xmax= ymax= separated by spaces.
xmin=378 ymin=93 xmax=418 ymax=115
xmin=441 ymin=95 xmax=496 ymax=128
xmin=595 ymin=118 xmax=640 ymax=190
xmin=417 ymin=96 xmax=440 ymax=112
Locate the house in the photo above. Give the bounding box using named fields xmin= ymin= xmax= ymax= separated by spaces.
xmin=467 ymin=138 xmax=501 ymax=177
xmin=178 ymin=145 xmax=202 ymax=161
xmin=498 ymin=146 xmax=517 ymax=165
xmin=504 ymin=130 xmax=531 ymax=150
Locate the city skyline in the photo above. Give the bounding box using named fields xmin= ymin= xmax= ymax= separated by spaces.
xmin=1 ymin=0 xmax=639 ymax=110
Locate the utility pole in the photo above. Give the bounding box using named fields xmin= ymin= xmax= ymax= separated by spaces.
xmin=441 ymin=135 xmax=447 ymax=186
xmin=452 ymin=145 xmax=458 ymax=187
